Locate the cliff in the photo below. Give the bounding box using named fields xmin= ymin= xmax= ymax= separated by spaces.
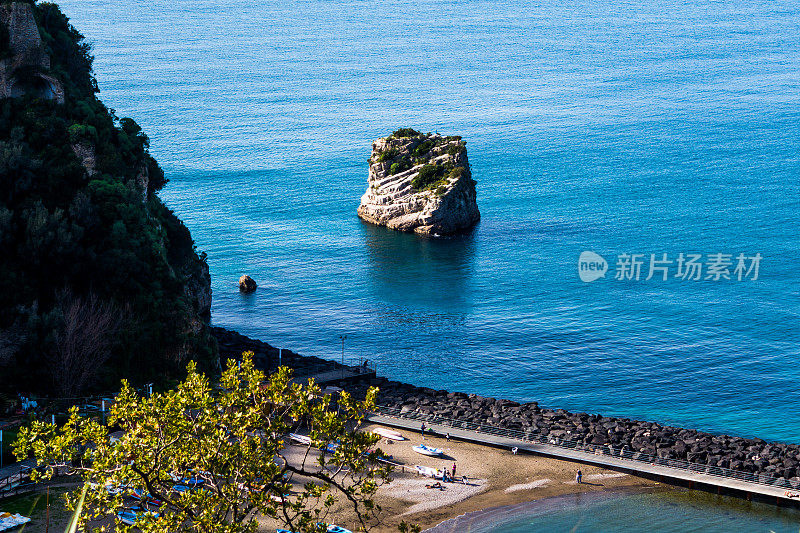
xmin=357 ymin=129 xmax=480 ymax=236
xmin=0 ymin=2 xmax=63 ymax=102
xmin=0 ymin=2 xmax=216 ymax=394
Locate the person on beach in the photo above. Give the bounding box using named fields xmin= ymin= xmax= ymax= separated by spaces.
xmin=421 ymin=422 xmax=426 ymax=439
xmin=446 ymin=432 xmax=450 ymax=442
xmin=452 ymin=463 xmax=456 ymax=478
xmin=576 ymin=469 xmax=583 ymax=484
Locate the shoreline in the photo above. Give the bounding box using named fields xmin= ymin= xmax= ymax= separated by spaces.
xmin=422 ymin=487 xmax=656 ymax=532
xmin=254 ymin=423 xmax=661 ymax=533
xmin=213 ymin=327 xmax=800 ymax=498
xmin=360 ymin=425 xmax=660 ymax=532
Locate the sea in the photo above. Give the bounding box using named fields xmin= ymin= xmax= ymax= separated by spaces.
xmin=56 ymin=0 xmax=800 ymax=529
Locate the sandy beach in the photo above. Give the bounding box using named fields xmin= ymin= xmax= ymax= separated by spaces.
xmin=258 ymin=423 xmax=660 ymax=532
xmin=363 ymin=423 xmax=658 ymax=532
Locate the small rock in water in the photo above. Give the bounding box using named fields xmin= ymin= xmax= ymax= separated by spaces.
xmin=238 ymin=275 xmax=257 ymax=293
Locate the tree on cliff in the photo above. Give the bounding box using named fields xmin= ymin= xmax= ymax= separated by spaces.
xmin=15 ymin=353 xmax=397 ymax=532
xmin=50 ymin=289 xmax=130 ymax=397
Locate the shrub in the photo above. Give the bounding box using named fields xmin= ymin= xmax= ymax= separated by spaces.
xmin=391 ymin=128 xmax=422 ymax=138
xmin=447 ymin=144 xmax=465 ymax=157
xmin=377 ymin=147 xmax=398 ymax=162
xmin=411 ymin=164 xmax=446 ymax=191
xmin=448 ymin=166 xmax=466 ymax=180
xmin=390 ymin=158 xmax=411 ymax=175
xmin=412 ymin=139 xmax=435 ymax=157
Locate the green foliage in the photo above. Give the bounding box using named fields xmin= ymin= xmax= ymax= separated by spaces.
xmin=448 ymin=166 xmax=466 ymax=180
xmin=411 ymin=164 xmax=445 ymax=191
xmin=15 ymin=353 xmax=393 ymax=533
xmin=411 ymin=164 xmax=466 ymax=193
xmin=390 ymin=128 xmax=421 ymax=138
xmin=0 ymin=3 xmax=214 ymax=394
xmin=389 ymin=158 xmax=411 ymax=175
xmin=412 ymin=139 xmax=435 ymax=157
xmin=376 ymin=147 xmax=398 ymax=162
xmin=446 ymin=143 xmax=465 ymax=157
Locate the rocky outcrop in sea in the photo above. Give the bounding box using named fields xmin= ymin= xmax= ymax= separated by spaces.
xmin=212 ymin=327 xmax=800 ymax=488
xmin=357 ymin=129 xmax=480 ymax=236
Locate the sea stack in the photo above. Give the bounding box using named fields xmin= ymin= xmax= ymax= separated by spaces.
xmin=357 ymin=129 xmax=480 ymax=236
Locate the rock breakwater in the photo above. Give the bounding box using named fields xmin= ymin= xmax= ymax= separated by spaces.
xmin=212 ymin=327 xmax=800 ymax=487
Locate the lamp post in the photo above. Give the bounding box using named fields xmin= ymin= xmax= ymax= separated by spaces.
xmin=338 ymin=334 xmax=347 ymax=379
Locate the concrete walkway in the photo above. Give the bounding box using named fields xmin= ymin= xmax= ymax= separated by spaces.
xmin=367 ymin=413 xmax=800 ymax=506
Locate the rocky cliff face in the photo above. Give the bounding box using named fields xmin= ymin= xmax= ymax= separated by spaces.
xmin=357 ymin=130 xmax=480 ymax=236
xmin=0 ymin=2 xmax=63 ymax=102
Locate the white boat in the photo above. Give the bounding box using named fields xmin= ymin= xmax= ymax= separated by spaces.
xmin=289 ymin=433 xmax=312 ymax=446
xmin=372 ymin=427 xmax=406 ymax=441
xmin=0 ymin=513 xmax=31 ymax=531
xmin=412 ymin=444 xmax=443 ymax=457
xmin=414 ymin=465 xmax=441 ymax=478
xmin=327 ymin=525 xmax=353 ymax=533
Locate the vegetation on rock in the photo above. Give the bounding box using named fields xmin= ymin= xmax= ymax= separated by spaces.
xmin=0 ymin=2 xmax=216 ymax=395
xmin=389 ymin=127 xmax=421 ymax=138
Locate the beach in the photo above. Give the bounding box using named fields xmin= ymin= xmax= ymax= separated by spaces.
xmin=357 ymin=424 xmax=658 ymax=532
xmin=258 ymin=423 xmax=659 ymax=532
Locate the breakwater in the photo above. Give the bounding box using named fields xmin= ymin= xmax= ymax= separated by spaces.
xmin=212 ymin=327 xmax=800 ymax=489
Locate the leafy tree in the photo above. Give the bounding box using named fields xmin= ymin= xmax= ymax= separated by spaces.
xmin=15 ymin=353 xmax=394 ymax=532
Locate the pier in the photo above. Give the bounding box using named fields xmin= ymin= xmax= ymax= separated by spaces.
xmin=368 ymin=406 xmax=800 ymax=506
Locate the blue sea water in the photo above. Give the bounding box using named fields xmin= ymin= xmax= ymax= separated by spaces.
xmin=441 ymin=490 xmax=800 ymax=533
xmin=56 ymin=0 xmax=799 ymax=447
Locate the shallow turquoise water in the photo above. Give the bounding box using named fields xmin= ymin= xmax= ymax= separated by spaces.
xmin=462 ymin=490 xmax=800 ymax=533
xmin=56 ymin=0 xmax=800 ymax=444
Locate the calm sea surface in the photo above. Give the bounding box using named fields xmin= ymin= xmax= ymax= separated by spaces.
xmin=455 ymin=490 xmax=800 ymax=532
xmin=57 ymin=0 xmax=799 ymax=447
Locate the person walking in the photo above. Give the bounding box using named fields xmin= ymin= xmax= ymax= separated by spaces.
xmin=421 ymin=422 xmax=426 ymax=439
xmin=446 ymin=432 xmax=450 ymax=442
xmin=576 ymin=469 xmax=583 ymax=484
xmin=452 ymin=463 xmax=457 ymax=479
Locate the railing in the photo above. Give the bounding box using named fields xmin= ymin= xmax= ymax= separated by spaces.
xmin=372 ymin=405 xmax=799 ymax=493
xmin=0 ymin=464 xmax=35 ymax=498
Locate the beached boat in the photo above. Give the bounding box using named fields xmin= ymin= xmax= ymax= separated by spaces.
xmin=117 ymin=509 xmax=158 ymax=527
xmin=327 ymin=525 xmax=353 ymax=533
xmin=414 ymin=465 xmax=441 ymax=478
xmin=412 ymin=444 xmax=443 ymax=457
xmin=131 ymin=488 xmax=162 ymax=506
xmin=372 ymin=427 xmax=406 ymax=441
xmin=289 ymin=433 xmax=312 ymax=446
xmin=0 ymin=513 xmax=30 ymax=531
